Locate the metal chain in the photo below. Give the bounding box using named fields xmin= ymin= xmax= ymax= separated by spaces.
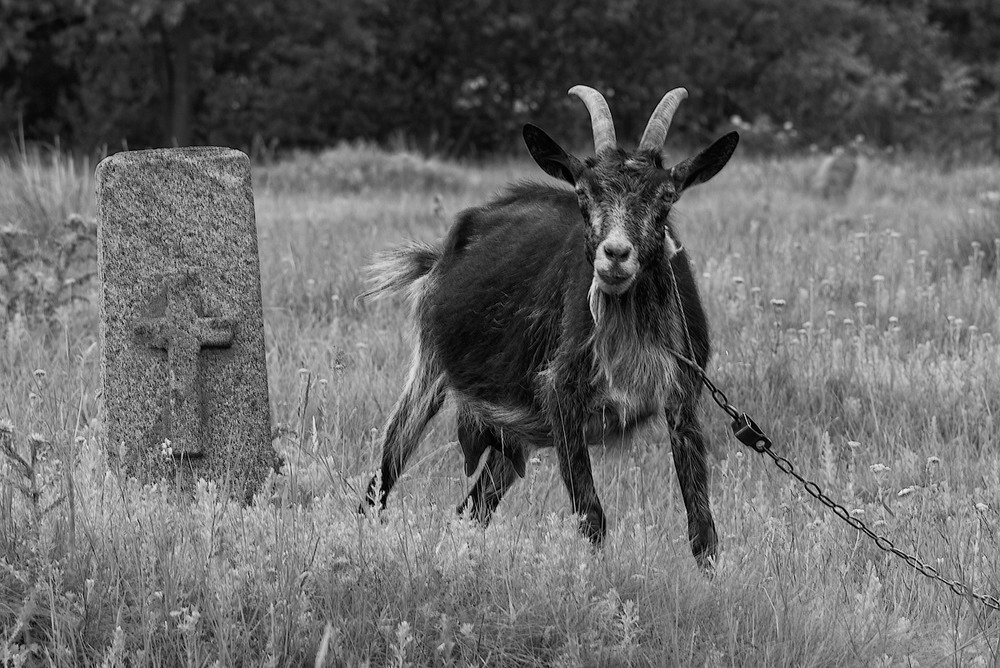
xmin=673 ymin=351 xmax=1000 ymax=612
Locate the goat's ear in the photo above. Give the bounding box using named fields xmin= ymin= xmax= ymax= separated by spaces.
xmin=668 ymin=131 xmax=739 ymax=194
xmin=523 ymin=124 xmax=584 ymax=185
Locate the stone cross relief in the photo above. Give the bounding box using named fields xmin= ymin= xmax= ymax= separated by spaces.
xmin=133 ymin=270 xmax=237 ymax=458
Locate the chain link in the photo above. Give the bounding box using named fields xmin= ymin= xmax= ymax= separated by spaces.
xmin=688 ymin=360 xmax=1000 ymax=613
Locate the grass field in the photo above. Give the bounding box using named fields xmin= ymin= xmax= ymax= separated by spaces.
xmin=1 ymin=142 xmax=999 ymax=666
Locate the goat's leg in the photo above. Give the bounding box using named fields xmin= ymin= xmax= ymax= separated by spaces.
xmin=668 ymin=406 xmax=718 ymax=569
xmin=558 ymin=435 xmax=606 ymax=543
xmin=457 ymin=446 xmax=520 ymax=525
xmin=360 ymin=345 xmax=447 ymax=512
xmin=455 ymin=409 xmax=523 ymax=524
xmin=549 ymin=398 xmax=605 ymax=543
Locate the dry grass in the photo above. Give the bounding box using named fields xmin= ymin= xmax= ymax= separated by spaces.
xmin=1 ymin=145 xmax=999 ymax=666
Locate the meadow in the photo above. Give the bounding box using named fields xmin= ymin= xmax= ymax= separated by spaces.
xmin=1 ymin=141 xmax=999 ymax=666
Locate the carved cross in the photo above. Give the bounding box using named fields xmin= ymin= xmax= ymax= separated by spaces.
xmin=133 ymin=270 xmax=237 ymax=458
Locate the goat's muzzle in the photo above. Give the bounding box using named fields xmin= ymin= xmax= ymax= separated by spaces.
xmin=594 ymin=268 xmax=634 ymax=295
xmin=593 ymin=238 xmax=637 ymax=295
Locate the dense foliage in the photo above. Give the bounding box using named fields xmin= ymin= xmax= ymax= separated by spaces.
xmin=2 ymin=0 xmax=999 ymax=156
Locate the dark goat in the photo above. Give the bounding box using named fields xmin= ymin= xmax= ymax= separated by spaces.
xmin=360 ymin=86 xmax=738 ymax=568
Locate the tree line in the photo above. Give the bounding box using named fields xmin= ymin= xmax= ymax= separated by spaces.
xmin=2 ymin=0 xmax=999 ymax=157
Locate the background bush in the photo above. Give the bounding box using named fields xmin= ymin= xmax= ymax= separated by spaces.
xmin=2 ymin=0 xmax=999 ymax=158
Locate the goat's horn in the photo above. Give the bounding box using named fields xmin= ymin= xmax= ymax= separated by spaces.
xmin=569 ymin=85 xmax=617 ymax=156
xmin=638 ymin=87 xmax=688 ymax=152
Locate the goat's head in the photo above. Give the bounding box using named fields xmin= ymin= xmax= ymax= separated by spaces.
xmin=523 ymin=86 xmax=738 ymax=299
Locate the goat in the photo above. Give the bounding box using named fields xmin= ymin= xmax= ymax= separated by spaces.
xmin=359 ymin=86 xmax=738 ymax=568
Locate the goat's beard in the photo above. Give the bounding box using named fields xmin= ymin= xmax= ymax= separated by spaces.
xmin=588 ymin=276 xmax=606 ymax=325
xmin=590 ymin=272 xmax=639 ymax=324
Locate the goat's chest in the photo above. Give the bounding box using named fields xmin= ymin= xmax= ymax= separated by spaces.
xmin=587 ymin=337 xmax=681 ymax=434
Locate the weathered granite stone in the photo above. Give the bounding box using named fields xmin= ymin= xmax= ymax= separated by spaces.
xmin=96 ymin=147 xmax=273 ymax=498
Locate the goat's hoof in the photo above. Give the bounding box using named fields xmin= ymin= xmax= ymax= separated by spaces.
xmin=694 ymin=546 xmax=718 ymax=577
xmin=691 ymin=524 xmax=718 ymax=574
xmin=454 ymin=500 xmax=474 ymax=520
xmin=580 ymin=511 xmax=607 ymax=546
xmin=357 ymin=492 xmax=384 ymax=517
xmin=455 ymin=499 xmax=493 ymax=527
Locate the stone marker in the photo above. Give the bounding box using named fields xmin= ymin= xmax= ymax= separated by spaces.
xmin=96 ymin=147 xmax=273 ymax=498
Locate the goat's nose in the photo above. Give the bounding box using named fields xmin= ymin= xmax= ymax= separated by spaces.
xmin=602 ymin=240 xmax=632 ymax=262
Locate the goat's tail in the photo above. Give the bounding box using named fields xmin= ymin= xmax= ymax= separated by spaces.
xmin=357 ymin=241 xmax=441 ymax=304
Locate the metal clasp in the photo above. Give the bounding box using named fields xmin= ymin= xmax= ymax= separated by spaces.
xmin=731 ymin=413 xmax=771 ymax=453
